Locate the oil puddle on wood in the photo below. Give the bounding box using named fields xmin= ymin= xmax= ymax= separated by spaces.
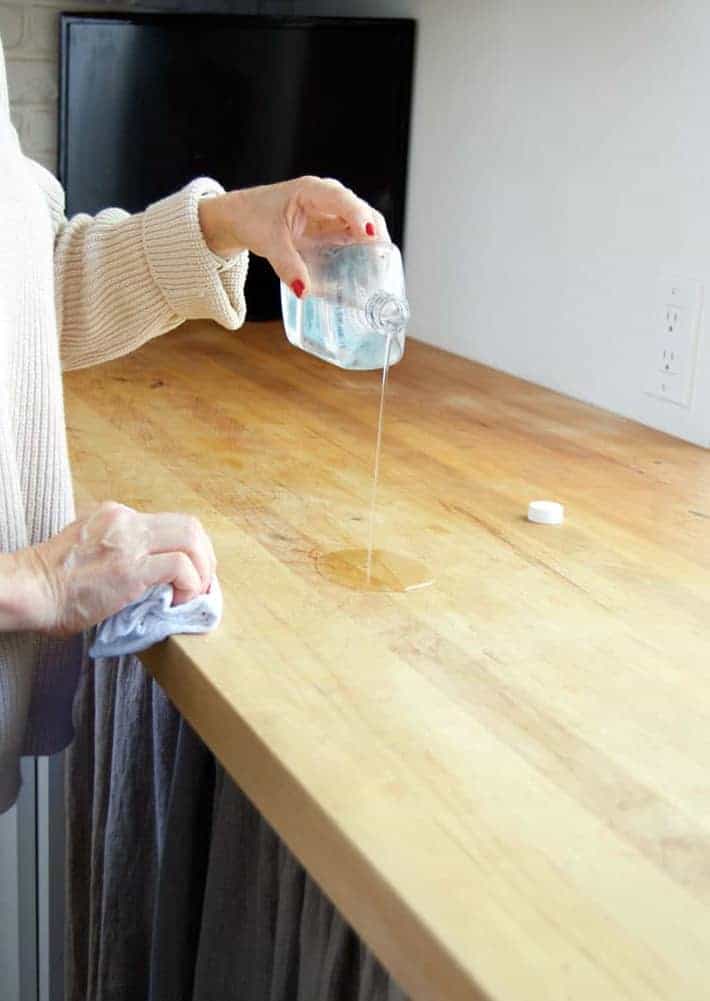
xmin=317 ymin=548 xmax=432 ymax=593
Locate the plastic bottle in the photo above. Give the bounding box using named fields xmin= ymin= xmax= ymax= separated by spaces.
xmin=280 ymin=241 xmax=409 ymax=370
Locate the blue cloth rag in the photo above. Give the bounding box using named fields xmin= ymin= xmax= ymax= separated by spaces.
xmin=89 ymin=577 xmax=223 ymax=659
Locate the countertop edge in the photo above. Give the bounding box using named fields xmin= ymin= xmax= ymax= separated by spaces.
xmin=139 ymin=638 xmax=489 ymax=1001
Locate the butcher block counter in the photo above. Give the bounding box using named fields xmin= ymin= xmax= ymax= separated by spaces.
xmin=65 ymin=319 xmax=710 ymax=1001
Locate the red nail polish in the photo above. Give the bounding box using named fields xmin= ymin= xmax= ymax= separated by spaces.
xmin=366 ymin=222 xmax=375 ymax=237
xmin=291 ymin=279 xmax=305 ymax=299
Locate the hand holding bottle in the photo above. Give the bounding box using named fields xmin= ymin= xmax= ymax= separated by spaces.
xmin=198 ymin=175 xmax=390 ymax=298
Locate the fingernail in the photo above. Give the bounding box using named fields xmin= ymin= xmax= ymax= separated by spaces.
xmin=291 ymin=279 xmax=305 ymax=299
xmin=365 ymin=222 xmax=375 ymax=237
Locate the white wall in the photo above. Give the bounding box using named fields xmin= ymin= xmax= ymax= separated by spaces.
xmin=301 ymin=0 xmax=710 ymax=446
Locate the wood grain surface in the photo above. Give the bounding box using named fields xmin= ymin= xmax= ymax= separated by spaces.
xmin=65 ymin=320 xmax=710 ymax=1001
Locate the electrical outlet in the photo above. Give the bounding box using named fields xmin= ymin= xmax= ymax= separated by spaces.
xmin=664 ymin=305 xmax=682 ymax=336
xmin=646 ymin=278 xmax=703 ymax=407
xmin=660 ymin=345 xmax=680 ymax=374
xmin=648 ymin=371 xmax=683 ymax=402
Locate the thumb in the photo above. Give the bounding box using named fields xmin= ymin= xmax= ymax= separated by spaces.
xmin=267 ymin=231 xmax=311 ymax=299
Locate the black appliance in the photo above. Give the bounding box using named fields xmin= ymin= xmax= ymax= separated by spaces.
xmin=59 ymin=13 xmax=415 ymax=319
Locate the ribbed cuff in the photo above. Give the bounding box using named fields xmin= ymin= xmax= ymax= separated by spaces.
xmin=142 ymin=178 xmax=249 ymax=329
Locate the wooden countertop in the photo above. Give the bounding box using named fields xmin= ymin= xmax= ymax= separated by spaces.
xmin=65 ymin=320 xmax=710 ymax=1001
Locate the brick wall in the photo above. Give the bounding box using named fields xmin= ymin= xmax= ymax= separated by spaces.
xmin=0 ymin=0 xmax=297 ymax=174
xmin=1 ymin=0 xmax=72 ymax=171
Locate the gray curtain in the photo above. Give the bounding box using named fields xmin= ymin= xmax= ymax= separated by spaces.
xmin=65 ymin=649 xmax=407 ymax=1001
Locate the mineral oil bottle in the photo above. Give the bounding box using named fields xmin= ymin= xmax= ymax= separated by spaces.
xmin=280 ymin=241 xmax=409 ymax=370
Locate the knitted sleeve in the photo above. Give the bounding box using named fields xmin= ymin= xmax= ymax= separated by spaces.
xmin=26 ymin=162 xmax=249 ymax=371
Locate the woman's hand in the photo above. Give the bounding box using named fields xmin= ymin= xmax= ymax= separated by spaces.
xmin=1 ymin=502 xmax=216 ymax=637
xmin=198 ymin=176 xmax=390 ymax=298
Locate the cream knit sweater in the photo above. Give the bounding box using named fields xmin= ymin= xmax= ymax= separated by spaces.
xmin=0 ymin=39 xmax=248 ymax=811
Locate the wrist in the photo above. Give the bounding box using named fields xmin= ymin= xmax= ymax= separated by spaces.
xmin=198 ymin=191 xmax=246 ymax=259
xmin=0 ymin=548 xmax=54 ymax=633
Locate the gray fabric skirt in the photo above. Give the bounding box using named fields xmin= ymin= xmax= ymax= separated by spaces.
xmin=65 ymin=652 xmax=407 ymax=1001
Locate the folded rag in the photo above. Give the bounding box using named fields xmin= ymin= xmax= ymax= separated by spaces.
xmin=89 ymin=577 xmax=223 ymax=659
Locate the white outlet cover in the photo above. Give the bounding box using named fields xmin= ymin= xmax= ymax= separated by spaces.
xmin=646 ymin=278 xmax=703 ymax=408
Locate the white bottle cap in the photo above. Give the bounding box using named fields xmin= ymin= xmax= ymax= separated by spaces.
xmin=527 ymin=500 xmax=565 ymax=525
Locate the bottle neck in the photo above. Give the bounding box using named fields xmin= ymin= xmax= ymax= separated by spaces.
xmin=364 ymin=291 xmax=410 ymax=335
